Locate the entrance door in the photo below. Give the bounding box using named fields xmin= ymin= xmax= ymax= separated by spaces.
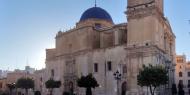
xmin=121 ymin=81 xmax=127 ymax=95
xmin=69 ymin=81 xmax=74 ymax=94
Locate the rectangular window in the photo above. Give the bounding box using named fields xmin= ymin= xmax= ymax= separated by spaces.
xmin=188 ymin=72 xmax=190 ymax=77
xmin=51 ymin=69 xmax=54 ymax=77
xmin=94 ymin=63 xmax=98 ymax=72
xmin=164 ymin=36 xmax=167 ymax=51
xmin=0 ymin=83 xmax=2 ymax=88
xmin=40 ymin=77 xmax=43 ymax=82
xmin=95 ymin=23 xmax=101 ymax=29
xmin=123 ymin=65 xmax=127 ymax=73
xmin=107 ymin=61 xmax=112 ymax=71
xmin=179 ymin=80 xmax=183 ymax=85
xmin=179 ymin=72 xmax=183 ymax=77
xmin=177 ymin=58 xmax=184 ymax=63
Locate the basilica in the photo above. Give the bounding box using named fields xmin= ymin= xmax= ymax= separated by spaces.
xmin=45 ymin=0 xmax=176 ymax=95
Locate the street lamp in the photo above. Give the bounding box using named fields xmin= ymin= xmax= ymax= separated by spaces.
xmin=113 ymin=70 xmax=122 ymax=95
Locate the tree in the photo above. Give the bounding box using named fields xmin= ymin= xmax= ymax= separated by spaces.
xmin=45 ymin=79 xmax=61 ymax=95
xmin=77 ymin=73 xmax=99 ymax=95
xmin=137 ymin=64 xmax=168 ymax=95
xmin=6 ymin=83 xmax=16 ymax=95
xmin=16 ymin=78 xmax=34 ymax=95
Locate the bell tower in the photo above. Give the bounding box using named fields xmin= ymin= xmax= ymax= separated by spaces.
xmin=125 ymin=0 xmax=176 ymax=94
xmin=126 ymin=0 xmax=164 ymax=47
xmin=127 ymin=0 xmax=163 ymax=13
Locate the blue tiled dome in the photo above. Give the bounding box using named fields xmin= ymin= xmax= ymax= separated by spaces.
xmin=80 ymin=7 xmax=113 ymax=22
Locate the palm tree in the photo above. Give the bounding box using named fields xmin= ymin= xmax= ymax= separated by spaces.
xmin=45 ymin=79 xmax=61 ymax=95
xmin=77 ymin=73 xmax=99 ymax=95
xmin=16 ymin=78 xmax=34 ymax=95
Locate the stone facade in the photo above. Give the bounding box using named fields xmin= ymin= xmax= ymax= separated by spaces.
xmin=34 ymin=69 xmax=46 ymax=94
xmin=175 ymin=55 xmax=190 ymax=95
xmin=45 ymin=0 xmax=176 ymax=95
xmin=0 ymin=78 xmax=7 ymax=93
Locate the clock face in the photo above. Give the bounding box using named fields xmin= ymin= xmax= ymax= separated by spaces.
xmin=128 ymin=0 xmax=154 ymax=7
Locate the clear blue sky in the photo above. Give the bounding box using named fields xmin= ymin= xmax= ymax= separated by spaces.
xmin=0 ymin=0 xmax=190 ymax=70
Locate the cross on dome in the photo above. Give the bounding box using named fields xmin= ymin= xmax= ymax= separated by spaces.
xmin=95 ymin=0 xmax=97 ymax=7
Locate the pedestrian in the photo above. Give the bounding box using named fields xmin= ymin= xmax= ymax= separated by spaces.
xmin=178 ymin=83 xmax=184 ymax=95
xmin=172 ymin=84 xmax=177 ymax=95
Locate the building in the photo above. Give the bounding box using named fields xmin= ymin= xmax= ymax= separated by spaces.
xmin=0 ymin=70 xmax=2 ymax=78
xmin=7 ymin=70 xmax=35 ymax=95
xmin=25 ymin=66 xmax=35 ymax=74
xmin=0 ymin=78 xmax=7 ymax=93
xmin=0 ymin=66 xmax=36 ymax=95
xmin=14 ymin=66 xmax=35 ymax=74
xmin=34 ymin=69 xmax=46 ymax=94
xmin=0 ymin=70 xmax=11 ymax=79
xmin=0 ymin=70 xmax=12 ymax=94
xmin=6 ymin=70 xmax=34 ymax=85
xmin=175 ymin=55 xmax=190 ymax=94
xmin=0 ymin=65 xmax=45 ymax=95
xmin=45 ymin=0 xmax=176 ymax=95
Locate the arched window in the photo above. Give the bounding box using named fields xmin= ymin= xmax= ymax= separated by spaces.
xmin=95 ymin=23 xmax=101 ymax=29
xmin=121 ymin=81 xmax=127 ymax=95
xmin=0 ymin=83 xmax=2 ymax=88
xmin=107 ymin=61 xmax=112 ymax=71
xmin=94 ymin=63 xmax=98 ymax=72
xmin=179 ymin=72 xmax=183 ymax=77
xmin=51 ymin=69 xmax=54 ymax=77
xmin=123 ymin=65 xmax=127 ymax=74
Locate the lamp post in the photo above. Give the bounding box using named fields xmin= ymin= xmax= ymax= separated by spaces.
xmin=113 ymin=70 xmax=122 ymax=95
